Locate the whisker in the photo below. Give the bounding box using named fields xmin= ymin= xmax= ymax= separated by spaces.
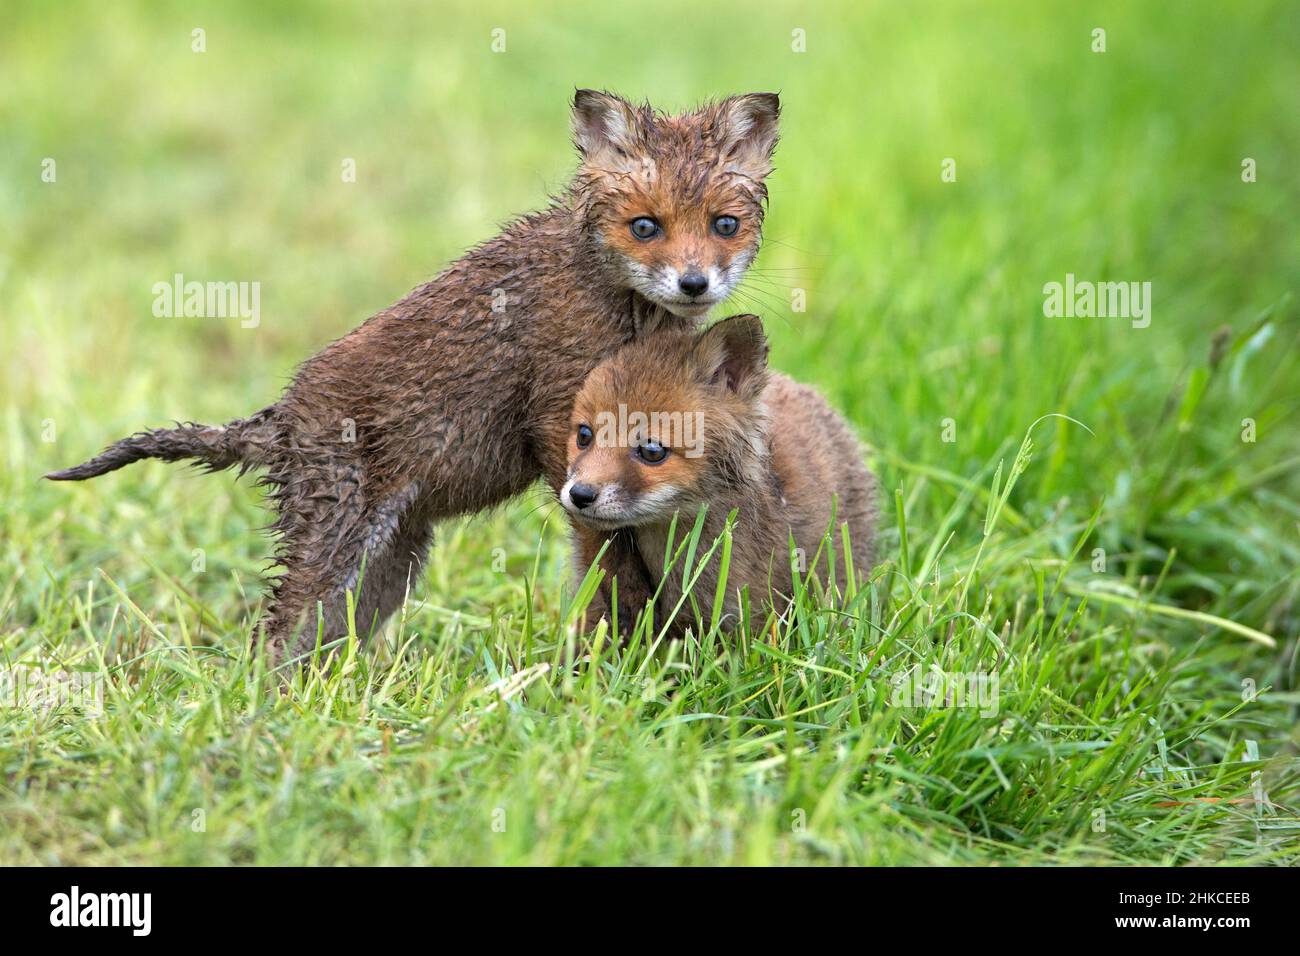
xmin=517 ymin=498 xmax=564 ymax=524
xmin=739 ymin=273 xmax=799 ymax=288
xmin=759 ymin=234 xmax=830 ymax=258
xmin=731 ymin=281 xmax=793 ymax=312
xmin=722 ymin=289 xmax=795 ymax=330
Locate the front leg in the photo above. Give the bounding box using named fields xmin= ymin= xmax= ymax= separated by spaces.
xmin=572 ymin=524 xmax=655 ymax=640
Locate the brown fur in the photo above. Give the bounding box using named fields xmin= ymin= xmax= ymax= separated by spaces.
xmin=46 ymin=90 xmax=780 ymax=664
xmin=561 ymin=315 xmax=877 ymax=634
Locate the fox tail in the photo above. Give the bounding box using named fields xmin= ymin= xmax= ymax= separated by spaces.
xmin=45 ymin=413 xmax=273 ymax=482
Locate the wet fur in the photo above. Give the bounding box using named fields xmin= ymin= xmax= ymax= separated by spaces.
xmin=47 ymin=91 xmax=780 ymax=664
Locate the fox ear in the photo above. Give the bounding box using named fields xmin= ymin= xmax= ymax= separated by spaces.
xmin=694 ymin=314 xmax=769 ymax=398
xmin=572 ymin=89 xmax=644 ymax=165
xmin=718 ymin=93 xmax=780 ymax=180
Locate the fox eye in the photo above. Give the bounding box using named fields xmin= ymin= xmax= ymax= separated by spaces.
xmin=576 ymin=424 xmax=594 ymax=448
xmin=629 ymin=217 xmax=660 ymax=240
xmin=636 ymin=441 xmax=669 ymax=465
xmin=713 ymin=215 xmax=739 ymax=237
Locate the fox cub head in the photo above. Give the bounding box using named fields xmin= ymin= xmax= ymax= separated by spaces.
xmin=561 ymin=314 xmax=770 ymax=529
xmin=571 ymin=90 xmax=780 ymax=320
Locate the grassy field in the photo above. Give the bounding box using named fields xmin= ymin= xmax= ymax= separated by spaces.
xmin=2 ymin=0 xmax=1298 ymax=865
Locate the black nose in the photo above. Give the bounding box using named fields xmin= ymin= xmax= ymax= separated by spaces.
xmin=568 ymin=483 xmax=598 ymax=509
xmin=678 ymin=271 xmax=709 ymax=297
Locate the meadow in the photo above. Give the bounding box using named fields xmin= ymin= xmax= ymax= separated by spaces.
xmin=1 ymin=0 xmax=1297 ymax=864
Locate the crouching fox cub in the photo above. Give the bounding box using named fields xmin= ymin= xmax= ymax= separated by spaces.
xmin=559 ymin=314 xmax=877 ymax=633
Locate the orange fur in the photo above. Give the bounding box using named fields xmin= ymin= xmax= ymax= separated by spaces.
xmin=561 ymin=315 xmax=878 ymax=635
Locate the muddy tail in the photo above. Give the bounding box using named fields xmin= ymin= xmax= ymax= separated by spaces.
xmin=45 ymin=411 xmax=274 ymax=482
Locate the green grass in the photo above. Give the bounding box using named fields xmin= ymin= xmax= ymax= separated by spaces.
xmin=2 ymin=0 xmax=1298 ymax=865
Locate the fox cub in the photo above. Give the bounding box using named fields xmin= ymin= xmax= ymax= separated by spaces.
xmin=47 ymin=90 xmax=781 ymax=662
xmin=560 ymin=314 xmax=877 ymax=632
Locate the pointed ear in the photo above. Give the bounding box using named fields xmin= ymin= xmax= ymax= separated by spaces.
xmin=694 ymin=314 xmax=769 ymax=398
xmin=572 ymin=89 xmax=644 ymax=165
xmin=718 ymin=93 xmax=780 ymax=180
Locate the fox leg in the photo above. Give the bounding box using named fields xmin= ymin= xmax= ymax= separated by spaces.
xmin=571 ymin=525 xmax=656 ymax=640
xmin=260 ymin=474 xmax=428 ymax=666
xmin=261 ymin=556 xmax=341 ymax=667
xmin=348 ymin=511 xmax=434 ymax=644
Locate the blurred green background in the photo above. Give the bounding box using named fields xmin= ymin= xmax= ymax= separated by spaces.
xmin=1 ymin=0 xmax=1297 ymax=864
xmin=5 ymin=0 xmax=1296 ymax=645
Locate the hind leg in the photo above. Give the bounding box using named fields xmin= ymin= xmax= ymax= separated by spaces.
xmin=259 ymin=471 xmax=427 ymax=666
xmin=262 ymin=520 xmax=431 ymax=667
xmin=349 ymin=512 xmax=434 ymax=646
xmin=261 ymin=556 xmax=341 ymax=667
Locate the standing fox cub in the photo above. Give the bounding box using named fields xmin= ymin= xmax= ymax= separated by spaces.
xmin=47 ymin=90 xmax=781 ymax=662
xmin=559 ymin=314 xmax=877 ymax=632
